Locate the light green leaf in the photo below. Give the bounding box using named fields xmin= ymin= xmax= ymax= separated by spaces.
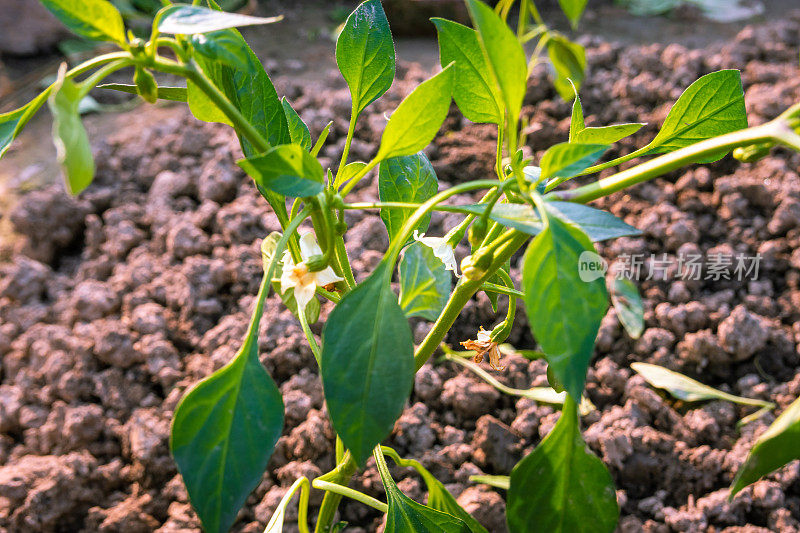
xmin=191 ymin=29 xmax=251 ymax=71
xmin=558 ymin=0 xmax=588 ymax=28
xmin=48 ymin=65 xmax=95 ymax=195
xmin=469 ymin=474 xmax=509 ymax=490
xmin=575 ymin=124 xmax=646 ymax=145
xmin=465 ymin=0 xmax=527 ymax=121
xmin=569 ymin=85 xmax=585 ymax=142
xmin=610 ymin=278 xmax=644 ymax=339
xmin=158 ymin=4 xmax=281 ymax=34
xmin=335 ymin=161 xmax=367 ymax=189
xmin=548 ymin=35 xmax=586 ymax=101
xmin=631 ymin=363 xmax=775 ymax=409
xmin=281 ymin=97 xmax=312 ymax=151
xmin=264 ymin=477 xmax=310 ymax=533
xmin=0 ymin=91 xmax=50 ymax=160
xmin=731 ymin=396 xmax=800 ymax=496
xmin=507 ymin=397 xmax=619 ymax=533
xmin=336 ymin=0 xmax=395 ymax=116
xmin=540 ymin=142 xmax=608 ymax=186
xmin=522 ymin=216 xmax=608 ymax=399
xmin=378 ymin=152 xmax=438 ymax=243
xmin=399 ymin=242 xmax=451 ymax=321
xmin=431 ymin=18 xmax=502 ymax=125
xmin=41 ymin=0 xmax=125 ymax=43
xmin=376 ymin=66 xmax=454 ymax=161
xmin=647 ymin=70 xmax=747 ymax=160
xmin=98 ymin=83 xmax=188 ymax=102
xmin=237 ymin=144 xmax=324 ymax=197
xmin=321 ymin=263 xmax=414 ymax=466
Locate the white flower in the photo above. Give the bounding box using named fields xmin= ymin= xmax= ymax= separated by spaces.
xmin=413 ymin=230 xmax=460 ymax=277
xmin=280 ymin=231 xmax=343 ymax=312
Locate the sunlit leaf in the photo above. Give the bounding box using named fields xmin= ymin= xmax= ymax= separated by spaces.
xmin=191 ymin=29 xmax=252 ymax=71
xmin=558 ymin=0 xmax=588 ymax=28
xmin=0 ymin=91 xmax=50 ymax=160
xmin=378 ymin=152 xmax=438 ymax=243
xmin=158 ymin=4 xmax=281 ymax=34
xmin=99 ymin=83 xmax=188 ymax=102
xmin=610 ymin=278 xmax=644 ymax=339
xmin=41 ymin=0 xmax=125 ymax=43
xmin=399 ymin=242 xmax=451 ymax=321
xmin=281 ymin=97 xmax=312 ymax=151
xmin=540 ymin=142 xmax=608 ymax=187
xmin=238 ymin=144 xmax=324 ymax=197
xmin=548 ymin=35 xmax=586 ymax=101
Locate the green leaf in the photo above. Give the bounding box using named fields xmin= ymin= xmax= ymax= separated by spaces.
xmin=521 ymin=216 xmax=608 ymax=399
xmin=237 ymin=144 xmax=324 ymax=197
xmin=647 ymin=70 xmax=747 ymax=160
xmin=569 ymin=85 xmax=585 ymax=142
xmin=170 ymin=277 xmax=284 ymax=533
xmin=465 ymin=0 xmax=527 ymax=121
xmin=469 ymin=474 xmax=509 ymax=490
xmin=610 ymin=278 xmax=644 ymax=339
xmin=376 ymin=66 xmax=454 ymax=161
xmin=507 ymin=397 xmax=619 ymax=533
xmin=321 ymin=263 xmax=414 ymax=466
xmin=548 ymin=35 xmax=586 ymax=101
xmin=431 ymin=18 xmax=502 ymax=125
xmin=399 ymin=242 xmax=451 ymax=321
xmin=158 ymin=4 xmax=281 ymax=34
xmin=375 ymin=450 xmax=471 ymax=533
xmin=731 ymin=396 xmax=800 ymax=496
xmin=98 ymin=83 xmax=188 ymax=102
xmin=409 ymin=463 xmax=488 ymax=533
xmin=264 ymin=477 xmax=309 ymax=533
xmin=378 ymin=152 xmax=438 ymax=243
xmin=540 ymin=142 xmax=608 ymax=186
xmin=558 ymin=0 xmax=588 ymax=28
xmin=281 ymin=97 xmax=312 ymax=151
xmin=335 ymin=161 xmax=367 ymax=189
xmin=48 ymin=65 xmax=95 ymax=195
xmin=574 ymin=124 xmax=646 ymax=145
xmin=336 ymin=0 xmax=395 ymax=116
xmin=191 ymin=29 xmax=251 ymax=71
xmin=41 ymin=0 xmax=125 ymax=43
xmin=631 ymin=363 xmax=775 ymax=409
xmin=0 ymin=91 xmax=50 ymax=160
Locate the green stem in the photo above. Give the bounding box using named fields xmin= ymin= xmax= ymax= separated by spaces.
xmin=334 ymin=236 xmax=357 ymax=289
xmin=312 ymin=480 xmax=388 ymax=514
xmin=298 ymin=309 xmax=321 ymax=365
xmin=334 ymin=107 xmax=358 ymax=185
xmin=480 ymin=282 xmax=524 ymax=299
xmin=343 ymin=201 xmax=491 ymax=216
xmin=314 ymin=453 xmax=358 ymax=533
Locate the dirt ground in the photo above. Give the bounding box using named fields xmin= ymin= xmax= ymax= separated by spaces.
xmin=1 ymin=6 xmax=800 ymax=533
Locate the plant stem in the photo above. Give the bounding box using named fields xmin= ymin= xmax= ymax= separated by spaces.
xmin=312 ymin=480 xmax=388 ymax=514
xmin=314 ymin=453 xmax=358 ymax=533
xmin=298 ymin=310 xmax=321 ymax=365
xmin=334 ymin=107 xmax=358 ymax=185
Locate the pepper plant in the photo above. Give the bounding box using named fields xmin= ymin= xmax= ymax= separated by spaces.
xmin=4 ymin=0 xmax=800 ymax=531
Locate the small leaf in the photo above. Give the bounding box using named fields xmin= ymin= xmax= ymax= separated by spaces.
xmin=558 ymin=0 xmax=588 ymax=28
xmin=610 ymin=278 xmax=644 ymax=339
xmin=548 ymin=35 xmax=586 ymax=101
xmin=191 ymin=29 xmax=252 ymax=71
xmin=399 ymin=242 xmax=451 ymax=321
xmin=465 ymin=0 xmax=527 ymax=121
xmin=0 ymin=91 xmax=50 ymax=160
xmin=522 ymin=216 xmax=608 ymax=399
xmin=731 ymin=396 xmax=800 ymax=496
xmin=336 ymin=0 xmax=395 ymax=116
xmin=281 ymin=97 xmax=312 ymax=151
xmin=48 ymin=65 xmax=95 ymax=195
xmin=378 ymin=152 xmax=438 ymax=243
xmin=569 ymin=85 xmax=585 ymax=142
xmin=41 ymin=0 xmax=125 ymax=43
xmin=158 ymin=4 xmax=281 ymax=34
xmin=376 ymin=66 xmax=454 ymax=160
xmin=238 ymin=144 xmax=324 ymax=197
xmin=631 ymin=363 xmax=775 ymax=408
xmin=574 ymin=124 xmax=646 ymax=145
xmin=431 ymin=18 xmax=502 ymax=125
xmin=540 ymin=142 xmax=608 ymax=186
xmin=647 ymin=70 xmax=748 ymax=160
xmin=335 ymin=161 xmax=367 ymax=189
xmin=469 ymin=474 xmax=509 ymax=490
xmin=99 ymin=83 xmax=188 ymax=102
xmin=507 ymin=397 xmax=619 ymax=533
xmin=321 ymin=263 xmax=414 ymax=466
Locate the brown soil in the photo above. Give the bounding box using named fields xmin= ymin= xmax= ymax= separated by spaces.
xmin=1 ymin=12 xmax=800 ymax=533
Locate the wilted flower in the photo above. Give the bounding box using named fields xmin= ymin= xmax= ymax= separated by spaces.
xmin=281 ymin=231 xmax=343 ymax=312
xmin=413 ymin=230 xmax=460 ymax=277
xmin=461 ymin=327 xmax=505 ymax=371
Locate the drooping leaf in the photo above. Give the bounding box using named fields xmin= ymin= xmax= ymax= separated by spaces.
xmin=170 ymin=276 xmax=284 ymax=533
xmin=522 ymin=216 xmax=608 ymax=399
xmin=238 ymin=144 xmax=324 ymax=197
xmin=376 ymin=66 xmax=453 ymax=161
xmin=646 ymin=70 xmax=747 ymax=160
xmin=609 ymin=278 xmax=644 ymax=339
xmin=540 ymin=142 xmax=608 ymax=186
xmin=281 ymin=97 xmax=312 ymax=151
xmin=558 ymin=0 xmax=588 ymax=28
xmin=48 ymin=65 xmax=95 ymax=195
xmin=191 ymin=29 xmax=251 ymax=71
xmin=99 ymin=83 xmax=188 ymax=102
xmin=264 ymin=477 xmax=310 ymax=533
xmin=548 ymin=35 xmax=586 ymax=101
xmin=731 ymin=396 xmax=800 ymax=496
xmin=631 ymin=363 xmax=775 ymax=408
xmin=507 ymin=397 xmax=619 ymax=533
xmin=336 ymin=0 xmax=395 ymax=116
xmin=41 ymin=0 xmax=125 ymax=43
xmin=465 ymin=0 xmax=527 ymax=121
xmin=0 ymin=91 xmax=50 ymax=160
xmin=321 ymin=263 xmax=414 ymax=466
xmin=431 ymin=18 xmax=502 ymax=125
xmin=399 ymin=242 xmax=451 ymax=321
xmin=158 ymin=4 xmax=281 ymax=34
xmin=378 ymin=152 xmax=438 ymax=243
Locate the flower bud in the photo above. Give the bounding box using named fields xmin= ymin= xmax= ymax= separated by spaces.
xmin=468 ymin=217 xmax=488 ymax=249
xmin=460 ymin=248 xmax=494 ymax=280
xmin=134 ymin=67 xmax=158 ymax=104
xmin=733 ymin=143 xmax=771 ymax=163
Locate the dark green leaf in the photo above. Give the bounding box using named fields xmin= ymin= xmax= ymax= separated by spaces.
xmin=548 ymin=35 xmax=586 ymax=101
xmin=399 ymin=242 xmax=451 ymax=321
xmin=610 ymin=278 xmax=644 ymax=339
xmin=412 ymin=462 xmax=488 ymax=533
xmin=431 ymin=18 xmax=502 ymax=125
xmin=41 ymin=0 xmax=125 ymax=43
xmin=647 ymin=70 xmax=748 ymax=160
xmin=321 ymin=263 xmax=414 ymax=466
xmin=48 ymin=65 xmax=94 ymax=195
xmin=238 ymin=144 xmax=324 ymax=197
xmin=378 ymin=152 xmax=438 ymax=242
xmin=731 ymin=397 xmax=800 ymax=496
xmin=540 ymin=142 xmax=608 ymax=186
xmin=508 ymin=397 xmax=619 ymax=533
xmin=98 ymin=83 xmax=188 ymax=102
xmin=336 ymin=0 xmax=395 ymax=115
xmin=158 ymin=4 xmax=281 ymax=34
xmin=281 ymin=97 xmax=312 ymax=151
xmin=191 ymin=29 xmax=251 ymax=71
xmin=376 ymin=66 xmax=453 ymax=160
xmin=558 ymin=0 xmax=588 ymax=28
xmin=521 ymin=216 xmax=608 ymax=398
xmin=171 ymin=278 xmax=284 ymax=533
xmin=0 ymin=91 xmax=50 ymax=160
xmin=465 ymin=0 xmax=527 ymax=121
